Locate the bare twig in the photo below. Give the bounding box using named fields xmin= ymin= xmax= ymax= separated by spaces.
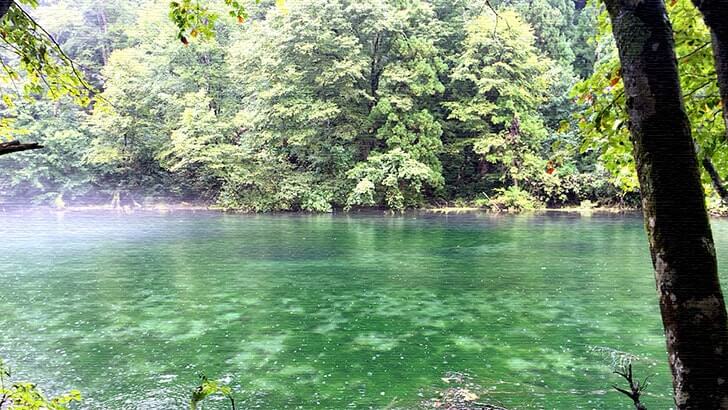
xmin=679 ymin=41 xmax=711 ymax=61
xmin=683 ymin=79 xmax=713 ymax=99
xmin=612 ymin=364 xmax=648 ymax=410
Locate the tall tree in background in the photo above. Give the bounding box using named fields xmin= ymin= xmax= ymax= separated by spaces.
xmin=691 ymin=0 xmax=728 ymax=204
xmin=446 ymin=10 xmax=552 ymax=200
xmin=1 ymin=0 xmax=41 ymax=155
xmin=603 ymin=0 xmax=728 ymax=407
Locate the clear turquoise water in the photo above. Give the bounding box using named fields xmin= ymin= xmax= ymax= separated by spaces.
xmin=2 ymin=210 xmax=726 ymax=409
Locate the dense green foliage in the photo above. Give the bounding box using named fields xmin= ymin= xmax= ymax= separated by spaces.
xmin=575 ymin=0 xmax=728 ymax=210
xmin=1 ymin=0 xmax=629 ymax=211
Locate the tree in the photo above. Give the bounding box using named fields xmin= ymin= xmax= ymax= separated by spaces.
xmin=346 ymin=0 xmax=447 ymax=210
xmin=0 ymin=0 xmax=145 ymax=203
xmin=689 ymin=0 xmax=728 ymax=205
xmin=221 ymin=0 xmax=369 ymax=211
xmin=220 ymin=0 xmax=453 ymax=211
xmin=86 ymin=1 xmax=243 ymax=201
xmin=445 ymin=10 xmax=554 ymax=204
xmin=602 ymin=0 xmax=728 ymax=407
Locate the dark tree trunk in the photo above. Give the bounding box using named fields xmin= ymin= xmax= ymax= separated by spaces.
xmin=0 ymin=140 xmax=43 ymax=156
xmin=702 ymin=156 xmax=728 ymax=203
xmin=0 ymin=0 xmax=12 ymax=20
xmin=604 ymin=0 xmax=728 ymax=407
xmin=691 ymin=0 xmax=728 ymax=140
xmin=368 ymin=32 xmax=385 ymax=112
xmin=713 ymin=31 xmax=728 ymax=138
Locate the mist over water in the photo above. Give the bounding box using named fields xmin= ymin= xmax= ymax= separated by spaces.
xmin=3 ymin=210 xmax=726 ymax=409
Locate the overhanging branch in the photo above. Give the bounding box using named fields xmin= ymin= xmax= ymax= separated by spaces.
xmin=0 ymin=140 xmax=43 ymax=156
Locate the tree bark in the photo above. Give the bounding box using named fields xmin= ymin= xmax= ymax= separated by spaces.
xmin=691 ymin=0 xmax=728 ymax=140
xmin=0 ymin=0 xmax=12 ymax=20
xmin=702 ymin=156 xmax=728 ymax=203
xmin=604 ymin=0 xmax=728 ymax=407
xmin=713 ymin=33 xmax=728 ymax=138
xmin=0 ymin=140 xmax=43 ymax=156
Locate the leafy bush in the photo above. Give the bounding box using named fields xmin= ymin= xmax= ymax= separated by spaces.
xmin=190 ymin=374 xmax=236 ymax=410
xmin=346 ymin=149 xmax=443 ymax=211
xmin=0 ymin=358 xmax=81 ymax=410
xmin=472 ymin=196 xmax=490 ymax=208
xmin=487 ymin=186 xmax=540 ymax=213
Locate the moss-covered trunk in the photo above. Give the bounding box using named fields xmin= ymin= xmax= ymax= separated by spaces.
xmin=604 ymin=0 xmax=728 ymax=407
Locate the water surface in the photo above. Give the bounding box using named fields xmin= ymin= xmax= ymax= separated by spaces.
xmin=3 ymin=210 xmax=726 ymax=409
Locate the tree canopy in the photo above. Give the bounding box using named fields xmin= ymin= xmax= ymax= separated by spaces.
xmin=0 ymin=0 xmax=621 ymax=212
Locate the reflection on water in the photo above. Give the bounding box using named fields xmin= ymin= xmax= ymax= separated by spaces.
xmin=2 ymin=210 xmax=725 ymax=409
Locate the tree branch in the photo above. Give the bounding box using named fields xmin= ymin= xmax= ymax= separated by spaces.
xmin=613 ymin=364 xmax=647 ymax=410
xmin=0 ymin=140 xmax=43 ymax=156
xmin=17 ymin=5 xmax=96 ymax=97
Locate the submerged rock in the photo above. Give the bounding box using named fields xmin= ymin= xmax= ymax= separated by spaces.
xmin=422 ymin=372 xmax=509 ymax=410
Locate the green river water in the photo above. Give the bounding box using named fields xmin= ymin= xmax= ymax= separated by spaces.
xmin=2 ymin=210 xmax=727 ymax=409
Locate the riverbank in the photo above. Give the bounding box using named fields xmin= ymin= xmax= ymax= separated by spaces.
xmin=424 ymin=205 xmax=639 ymax=215
xmin=1 ymin=200 xmax=637 ymax=214
xmin=4 ymin=200 xmax=727 ymax=218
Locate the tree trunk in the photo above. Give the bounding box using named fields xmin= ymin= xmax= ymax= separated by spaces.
xmin=604 ymin=0 xmax=728 ymax=407
xmin=702 ymin=156 xmax=728 ymax=203
xmin=0 ymin=0 xmax=12 ymax=20
xmin=691 ymin=0 xmax=728 ymax=140
xmin=713 ymin=30 xmax=728 ymax=139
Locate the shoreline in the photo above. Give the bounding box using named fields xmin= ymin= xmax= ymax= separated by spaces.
xmin=3 ymin=202 xmax=725 ymax=217
xmin=2 ymin=202 xmax=639 ymax=214
xmin=423 ymin=206 xmax=640 ymax=214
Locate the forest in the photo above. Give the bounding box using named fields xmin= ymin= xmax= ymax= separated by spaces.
xmin=2 ymin=0 xmax=723 ymax=213
xmin=2 ymin=0 xmax=726 ymax=213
